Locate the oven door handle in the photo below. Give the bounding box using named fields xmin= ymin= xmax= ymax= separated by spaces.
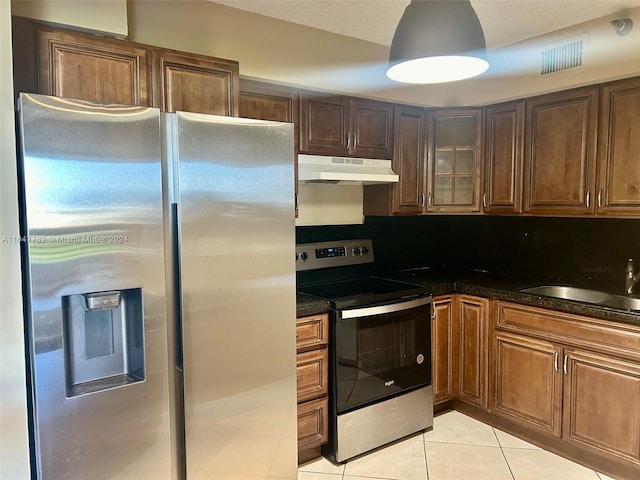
xmin=340 ymin=296 xmax=432 ymax=319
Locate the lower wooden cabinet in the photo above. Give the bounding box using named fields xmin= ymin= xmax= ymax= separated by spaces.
xmin=563 ymin=348 xmax=640 ymax=464
xmin=296 ymin=313 xmax=329 ymax=459
xmin=491 ymin=301 xmax=640 ymax=475
xmin=297 ymin=396 xmax=329 ymax=451
xmin=457 ymin=295 xmax=489 ymax=408
xmin=492 ymin=330 xmax=562 ymax=437
xmin=431 ymin=294 xmax=489 ymax=408
xmin=431 ymin=296 xmax=457 ymax=404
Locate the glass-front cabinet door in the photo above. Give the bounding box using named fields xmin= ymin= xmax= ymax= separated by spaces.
xmin=427 ymin=109 xmax=482 ymax=212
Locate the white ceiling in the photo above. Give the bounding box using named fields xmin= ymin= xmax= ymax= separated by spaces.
xmin=209 ymin=0 xmax=640 ymax=49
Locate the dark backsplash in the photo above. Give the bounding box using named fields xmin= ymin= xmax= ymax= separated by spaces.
xmin=296 ymin=215 xmax=640 ymax=294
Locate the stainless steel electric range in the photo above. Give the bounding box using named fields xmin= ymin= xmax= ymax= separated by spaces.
xmin=296 ymin=239 xmax=434 ymax=463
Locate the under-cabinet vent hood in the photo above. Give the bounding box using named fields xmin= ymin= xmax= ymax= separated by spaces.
xmin=298 ymin=154 xmax=399 ymax=185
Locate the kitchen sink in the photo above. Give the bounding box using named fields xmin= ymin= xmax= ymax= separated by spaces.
xmin=521 ymin=285 xmax=640 ymax=312
xmin=599 ymin=296 xmax=640 ymax=311
xmin=521 ymin=285 xmax=612 ymax=304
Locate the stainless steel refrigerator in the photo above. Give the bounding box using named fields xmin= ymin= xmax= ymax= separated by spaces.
xmin=17 ymin=93 xmax=298 ymax=479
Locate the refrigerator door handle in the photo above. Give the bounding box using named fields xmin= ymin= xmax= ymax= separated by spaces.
xmin=172 ymin=202 xmax=185 ymax=372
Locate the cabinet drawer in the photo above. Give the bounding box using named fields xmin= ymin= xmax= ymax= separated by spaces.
xmin=296 ymin=313 xmax=328 ymax=351
xmin=297 ymin=396 xmax=328 ymax=449
xmin=296 ymin=347 xmax=329 ymax=402
xmin=494 ymin=301 xmax=640 ymax=359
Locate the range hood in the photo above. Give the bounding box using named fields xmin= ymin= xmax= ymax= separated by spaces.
xmin=297 ymin=154 xmax=399 ymax=185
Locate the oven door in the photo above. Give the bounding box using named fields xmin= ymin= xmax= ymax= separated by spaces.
xmin=334 ymin=296 xmax=431 ymax=414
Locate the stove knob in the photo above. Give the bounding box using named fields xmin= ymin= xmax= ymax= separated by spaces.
xmin=362 ymin=246 xmax=369 ymax=255
xmin=295 ymin=252 xmax=299 ymax=261
xmin=301 ymin=252 xmax=308 ymax=261
xmin=352 ymin=247 xmax=362 ymax=256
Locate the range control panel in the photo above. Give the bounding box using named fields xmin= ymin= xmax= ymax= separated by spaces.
xmin=296 ymin=239 xmax=374 ymax=271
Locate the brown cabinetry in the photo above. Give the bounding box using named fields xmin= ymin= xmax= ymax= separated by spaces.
xmin=492 ymin=330 xmax=562 ymax=436
xmin=483 ymin=101 xmax=524 ymax=214
xmin=34 ymin=26 xmax=149 ymax=106
xmin=491 ymin=301 xmax=640 ymax=473
xmin=364 ymin=105 xmax=426 ymax=215
xmin=457 ymin=295 xmax=489 ymax=408
xmin=596 ymin=77 xmax=640 ymax=216
xmin=426 ymin=109 xmax=483 ymax=213
xmin=296 ymin=313 xmax=329 ymax=462
xmin=299 ymin=93 xmax=393 ymax=159
xmin=239 ymin=79 xmax=299 ymax=215
xmin=12 ymin=18 xmax=239 ymax=116
xmin=523 ymin=87 xmax=598 ymax=215
xmin=431 ymin=296 xmax=457 ymax=405
xmin=152 ymin=49 xmax=238 ymax=115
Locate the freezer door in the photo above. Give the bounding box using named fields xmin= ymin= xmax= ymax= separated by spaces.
xmin=17 ymin=94 xmax=172 ymax=479
xmin=174 ymin=112 xmax=298 ymax=479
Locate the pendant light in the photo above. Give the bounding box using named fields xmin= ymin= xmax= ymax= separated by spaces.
xmin=387 ymin=0 xmax=489 ymax=84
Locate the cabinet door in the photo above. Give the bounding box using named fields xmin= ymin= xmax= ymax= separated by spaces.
xmin=484 ymin=101 xmax=524 ymax=214
xmin=524 ymin=87 xmax=598 ymax=215
xmin=363 ymin=105 xmax=425 ymax=215
xmin=457 ymin=295 xmax=489 ymax=408
xmin=38 ymin=29 xmax=149 ymax=106
xmin=596 ymin=78 xmax=640 ymax=216
xmin=492 ymin=331 xmax=563 ymax=437
xmin=239 ymin=79 xmax=299 ymax=215
xmin=426 ymin=109 xmax=482 ymax=213
xmin=432 ymin=296 xmax=458 ymax=404
xmin=152 ymin=49 xmax=239 ymax=115
xmin=299 ymin=93 xmax=349 ymax=156
xmin=350 ymin=99 xmax=394 ymax=159
xmin=563 ymin=348 xmax=640 ymax=463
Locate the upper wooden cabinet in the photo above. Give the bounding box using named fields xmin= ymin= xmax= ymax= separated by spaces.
xmin=523 ymin=87 xmax=598 ymax=215
xmin=364 ymin=105 xmax=425 ymax=215
xmin=34 ymin=26 xmax=150 ymax=106
xmin=239 ymin=79 xmax=299 ymax=216
xmin=426 ymin=109 xmax=483 ymax=213
xmin=299 ymin=92 xmax=393 ymax=159
xmin=239 ymin=79 xmax=299 ymax=148
xmin=152 ymin=49 xmax=238 ymax=115
xmin=596 ymin=77 xmax=640 ymax=216
xmin=12 ymin=18 xmax=239 ymax=116
xmin=483 ymin=101 xmax=524 ymax=214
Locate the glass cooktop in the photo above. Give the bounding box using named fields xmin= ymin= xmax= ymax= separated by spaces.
xmin=298 ymin=277 xmax=428 ymax=309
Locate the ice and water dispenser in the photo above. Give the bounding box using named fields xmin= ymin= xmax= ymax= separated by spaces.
xmin=62 ymin=288 xmax=145 ymax=397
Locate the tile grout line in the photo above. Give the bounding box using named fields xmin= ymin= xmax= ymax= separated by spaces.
xmin=492 ymin=427 xmax=517 ymax=480
xmin=423 ymin=433 xmax=430 ymax=480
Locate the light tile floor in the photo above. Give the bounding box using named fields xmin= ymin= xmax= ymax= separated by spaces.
xmin=298 ymin=410 xmax=620 ymax=480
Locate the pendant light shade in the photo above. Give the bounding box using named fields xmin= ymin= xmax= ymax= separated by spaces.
xmin=387 ymin=0 xmax=489 ymax=84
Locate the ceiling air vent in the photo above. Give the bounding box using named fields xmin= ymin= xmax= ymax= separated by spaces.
xmin=540 ymin=39 xmax=583 ymax=75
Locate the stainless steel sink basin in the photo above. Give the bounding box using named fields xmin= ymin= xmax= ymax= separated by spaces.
xmin=599 ymin=296 xmax=640 ymax=311
xmin=521 ymin=285 xmax=613 ymax=304
xmin=521 ymin=285 xmax=640 ymax=312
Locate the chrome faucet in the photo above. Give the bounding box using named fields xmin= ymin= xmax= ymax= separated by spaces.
xmin=626 ymin=258 xmax=640 ymax=294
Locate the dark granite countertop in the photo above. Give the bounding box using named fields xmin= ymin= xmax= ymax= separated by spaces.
xmin=295 ymin=266 xmax=640 ymax=326
xmin=296 ymin=292 xmax=331 ymax=318
xmin=384 ymin=267 xmax=640 ymax=327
